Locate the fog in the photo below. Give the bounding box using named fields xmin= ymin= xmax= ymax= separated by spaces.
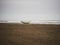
xmin=0 ymin=0 xmax=60 ymax=23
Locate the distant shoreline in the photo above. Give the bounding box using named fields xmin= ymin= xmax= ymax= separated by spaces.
xmin=0 ymin=20 xmax=60 ymax=25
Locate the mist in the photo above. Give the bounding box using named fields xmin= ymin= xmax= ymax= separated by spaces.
xmin=0 ymin=0 xmax=60 ymax=23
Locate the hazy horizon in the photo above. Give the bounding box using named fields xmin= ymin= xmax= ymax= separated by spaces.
xmin=0 ymin=0 xmax=60 ymax=23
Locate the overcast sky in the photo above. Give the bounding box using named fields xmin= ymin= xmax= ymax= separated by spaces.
xmin=0 ymin=0 xmax=60 ymax=22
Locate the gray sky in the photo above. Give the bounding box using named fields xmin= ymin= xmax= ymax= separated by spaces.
xmin=0 ymin=0 xmax=60 ymax=22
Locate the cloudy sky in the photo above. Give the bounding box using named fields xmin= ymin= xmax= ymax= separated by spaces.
xmin=0 ymin=0 xmax=60 ymax=22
